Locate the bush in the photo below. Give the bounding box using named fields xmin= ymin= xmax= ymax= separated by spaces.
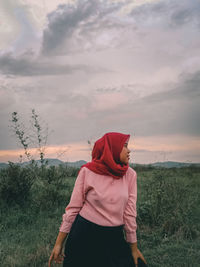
xmin=131 ymin=164 xmax=154 ymax=172
xmin=0 ymin=162 xmax=35 ymax=206
xmin=0 ymin=162 xmax=75 ymax=209
xmin=31 ymin=165 xmax=71 ymax=209
xmin=137 ymin=169 xmax=198 ymax=239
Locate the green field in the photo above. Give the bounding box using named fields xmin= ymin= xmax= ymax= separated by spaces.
xmin=0 ymin=164 xmax=200 ymax=266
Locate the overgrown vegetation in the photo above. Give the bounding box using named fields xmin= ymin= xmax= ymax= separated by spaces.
xmin=137 ymin=169 xmax=198 ymax=239
xmin=0 ymin=163 xmax=199 ymax=266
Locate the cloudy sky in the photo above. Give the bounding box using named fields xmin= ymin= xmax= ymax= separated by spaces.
xmin=0 ymin=0 xmax=200 ymax=164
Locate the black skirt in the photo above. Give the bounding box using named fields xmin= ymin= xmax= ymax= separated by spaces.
xmin=63 ymin=214 xmax=136 ymax=267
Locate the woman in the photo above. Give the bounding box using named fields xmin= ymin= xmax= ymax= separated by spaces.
xmin=49 ymin=132 xmax=147 ymax=267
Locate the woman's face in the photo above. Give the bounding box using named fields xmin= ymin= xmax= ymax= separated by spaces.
xmin=120 ymin=142 xmax=130 ymax=165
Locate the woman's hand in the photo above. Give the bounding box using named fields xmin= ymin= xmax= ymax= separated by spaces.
xmin=48 ymin=244 xmax=65 ymax=267
xmin=48 ymin=231 xmax=68 ymax=266
xmin=131 ymin=248 xmax=147 ymax=266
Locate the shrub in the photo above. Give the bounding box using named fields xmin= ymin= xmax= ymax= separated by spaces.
xmin=0 ymin=162 xmax=35 ymax=206
xmin=137 ymin=169 xmax=198 ymax=239
xmin=31 ymin=165 xmax=71 ymax=209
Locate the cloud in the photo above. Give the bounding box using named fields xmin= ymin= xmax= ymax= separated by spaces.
xmin=169 ymin=0 xmax=200 ymax=28
xmin=138 ymin=71 xmax=200 ymax=106
xmin=82 ymin=71 xmax=200 ymax=137
xmin=132 ymin=72 xmax=200 ymax=136
xmin=1 ymin=0 xmax=200 ymax=164
xmin=0 ymin=52 xmax=103 ymax=76
xmin=41 ymin=0 xmax=126 ymax=55
xmin=129 ymin=0 xmax=200 ymax=29
xmin=41 ymin=0 xmax=99 ymax=55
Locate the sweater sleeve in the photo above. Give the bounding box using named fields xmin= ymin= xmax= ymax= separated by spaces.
xmin=59 ymin=167 xmax=87 ymax=233
xmin=123 ymin=169 xmax=137 ymax=243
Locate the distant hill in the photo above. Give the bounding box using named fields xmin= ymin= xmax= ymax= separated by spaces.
xmin=132 ymin=161 xmax=200 ymax=168
xmin=0 ymin=159 xmax=199 ymax=169
xmin=0 ymin=159 xmax=87 ymax=169
xmin=0 ymin=163 xmax=9 ymax=169
xmin=65 ymin=160 xmax=87 ymax=168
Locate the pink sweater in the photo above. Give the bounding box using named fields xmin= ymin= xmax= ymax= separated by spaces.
xmin=60 ymin=166 xmax=137 ymax=243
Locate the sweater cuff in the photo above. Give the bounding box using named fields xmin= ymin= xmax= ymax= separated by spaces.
xmin=59 ymin=221 xmax=71 ymax=233
xmin=125 ymin=231 xmax=137 ymax=243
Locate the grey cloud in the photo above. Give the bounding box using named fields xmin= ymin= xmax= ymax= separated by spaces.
xmin=141 ymin=71 xmax=200 ymax=103
xmin=12 ymin=7 xmax=39 ymax=54
xmin=1 ymin=71 xmax=199 ymax=151
xmin=41 ymin=0 xmax=99 ymax=55
xmin=52 ymin=92 xmax=92 ymax=110
xmin=80 ymin=71 xmax=200 ymax=138
xmin=130 ymin=0 xmax=200 ymax=29
xmin=41 ymin=0 xmax=126 ymax=55
xmin=170 ymin=0 xmax=200 ymax=27
xmin=0 ymin=52 xmax=99 ymax=76
xmin=126 ymin=72 xmax=200 ymax=137
xmin=2 ymin=70 xmax=199 ymax=149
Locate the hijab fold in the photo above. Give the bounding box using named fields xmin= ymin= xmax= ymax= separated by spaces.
xmin=82 ymin=132 xmax=130 ymax=179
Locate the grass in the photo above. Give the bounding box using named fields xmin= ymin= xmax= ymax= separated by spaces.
xmin=0 ymin=166 xmax=200 ymax=266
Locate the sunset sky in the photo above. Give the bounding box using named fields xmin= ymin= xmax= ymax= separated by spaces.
xmin=0 ymin=0 xmax=200 ymax=164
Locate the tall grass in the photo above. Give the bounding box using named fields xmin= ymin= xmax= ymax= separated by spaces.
xmin=137 ymin=168 xmax=198 ymax=239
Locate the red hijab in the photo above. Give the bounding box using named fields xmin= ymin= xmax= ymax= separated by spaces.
xmin=81 ymin=132 xmax=130 ymax=179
